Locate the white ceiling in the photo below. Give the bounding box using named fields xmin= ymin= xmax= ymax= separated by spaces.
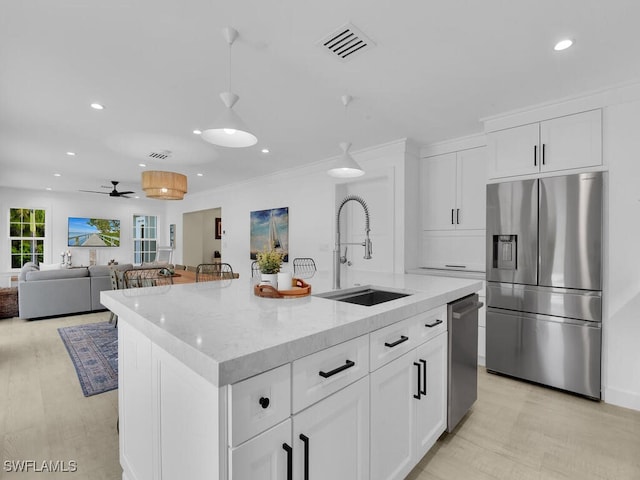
xmin=2 ymin=0 xmax=640 ymax=198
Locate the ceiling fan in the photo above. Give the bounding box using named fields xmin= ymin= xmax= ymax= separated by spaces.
xmin=80 ymin=181 xmax=135 ymax=198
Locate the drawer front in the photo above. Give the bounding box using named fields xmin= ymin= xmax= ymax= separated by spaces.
xmin=411 ymin=305 xmax=447 ymax=347
xmin=229 ymin=364 xmax=291 ymax=447
xmin=292 ymin=335 xmax=369 ymax=413
xmin=369 ymin=317 xmax=415 ymax=371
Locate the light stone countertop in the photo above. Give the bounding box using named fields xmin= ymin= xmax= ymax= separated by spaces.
xmin=407 ymin=267 xmax=486 ymax=281
xmin=101 ymin=270 xmax=482 ymax=387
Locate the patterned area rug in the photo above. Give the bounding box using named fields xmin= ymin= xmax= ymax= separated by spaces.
xmin=58 ymin=321 xmax=118 ymax=397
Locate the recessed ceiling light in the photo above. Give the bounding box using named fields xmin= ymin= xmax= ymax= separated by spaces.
xmin=134 ymin=196 xmax=140 ymax=199
xmin=90 ymin=103 xmax=104 ymax=110
xmin=45 ymin=187 xmax=52 ymax=191
xmin=193 ymin=129 xmax=202 ymax=135
xmin=53 ymin=173 xmax=61 ymax=177
xmin=554 ymin=39 xmax=573 ymax=51
xmin=66 ymin=151 xmax=76 ymax=156
xmin=261 ymin=148 xmax=270 ymax=154
xmin=139 ymin=163 xmax=147 ymax=167
xmin=196 ymin=173 xmax=204 ymax=177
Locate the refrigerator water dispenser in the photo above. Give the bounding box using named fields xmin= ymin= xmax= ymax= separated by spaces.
xmin=492 ymin=235 xmax=517 ymax=270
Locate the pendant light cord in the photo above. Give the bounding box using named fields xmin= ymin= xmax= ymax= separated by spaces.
xmin=228 ymin=40 xmax=232 ymax=93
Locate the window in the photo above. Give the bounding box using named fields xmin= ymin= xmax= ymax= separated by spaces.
xmin=132 ymin=215 xmax=157 ymax=264
xmin=9 ymin=208 xmax=46 ymax=268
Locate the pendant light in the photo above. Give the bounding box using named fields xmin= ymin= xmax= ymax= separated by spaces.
xmin=201 ymin=27 xmax=257 ymax=148
xmin=327 ymin=95 xmax=364 ymax=178
xmin=141 ymin=171 xmax=188 ymax=200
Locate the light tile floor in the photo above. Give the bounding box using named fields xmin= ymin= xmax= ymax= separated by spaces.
xmin=0 ymin=312 xmax=120 ymax=480
xmin=1 ymin=312 xmax=639 ymax=479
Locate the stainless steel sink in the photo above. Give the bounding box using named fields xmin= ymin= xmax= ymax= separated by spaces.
xmin=315 ymin=287 xmax=412 ymax=306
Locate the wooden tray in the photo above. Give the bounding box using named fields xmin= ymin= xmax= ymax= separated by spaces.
xmin=254 ymin=278 xmax=311 ymax=298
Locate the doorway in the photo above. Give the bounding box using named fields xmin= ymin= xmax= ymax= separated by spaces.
xmin=182 ymin=207 xmax=222 ymax=266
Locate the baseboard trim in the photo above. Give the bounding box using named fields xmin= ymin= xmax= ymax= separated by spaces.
xmin=604 ymin=386 xmax=640 ymax=411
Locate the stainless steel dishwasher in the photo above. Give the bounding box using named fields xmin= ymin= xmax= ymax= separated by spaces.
xmin=447 ymin=293 xmax=483 ymax=432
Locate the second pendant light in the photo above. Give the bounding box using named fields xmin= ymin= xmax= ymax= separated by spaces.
xmin=327 ymin=95 xmax=365 ymax=178
xmin=201 ymin=27 xmax=257 ymax=148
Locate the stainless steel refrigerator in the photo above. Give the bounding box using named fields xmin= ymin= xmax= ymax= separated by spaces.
xmin=485 ymin=172 xmax=603 ymax=399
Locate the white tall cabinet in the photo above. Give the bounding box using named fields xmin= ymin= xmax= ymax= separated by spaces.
xmin=421 ymin=147 xmax=486 ymax=231
xmin=419 ymin=145 xmax=487 ymax=271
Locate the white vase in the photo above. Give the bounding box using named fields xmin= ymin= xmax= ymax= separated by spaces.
xmin=277 ymin=272 xmax=292 ymax=291
xmin=261 ymin=273 xmax=278 ymax=288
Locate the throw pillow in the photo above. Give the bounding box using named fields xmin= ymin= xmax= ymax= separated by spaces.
xmin=19 ymin=262 xmax=39 ymax=281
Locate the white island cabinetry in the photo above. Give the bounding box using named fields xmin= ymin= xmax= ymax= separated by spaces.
xmin=370 ymin=306 xmax=448 ymax=480
xmin=105 ymin=272 xmax=482 ymax=480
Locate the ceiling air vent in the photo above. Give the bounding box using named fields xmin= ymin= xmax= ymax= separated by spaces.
xmin=319 ymin=23 xmax=375 ymax=61
xmin=148 ymin=150 xmax=172 ymax=160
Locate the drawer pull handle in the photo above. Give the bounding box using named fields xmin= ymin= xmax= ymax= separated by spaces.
xmin=420 ymin=359 xmax=427 ymax=396
xmin=259 ymin=396 xmax=270 ymax=409
xmin=413 ymin=362 xmax=422 ymax=399
xmin=384 ymin=335 xmax=409 ymax=348
xmin=282 ymin=443 xmax=293 ymax=480
xmin=319 ymin=359 xmax=355 ymax=378
xmin=425 ymin=319 xmax=443 ymax=328
xmin=299 ymin=434 xmax=310 ymax=480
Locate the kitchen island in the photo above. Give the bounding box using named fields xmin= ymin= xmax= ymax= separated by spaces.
xmin=102 ymin=271 xmax=481 ymax=480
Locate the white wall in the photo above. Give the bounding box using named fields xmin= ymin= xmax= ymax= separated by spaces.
xmin=182 ymin=209 xmax=205 ymax=268
xmin=0 ymin=187 xmax=166 ymax=272
xmin=182 ymin=207 xmax=221 ymax=266
xmin=603 ymin=92 xmax=640 ymax=410
xmin=165 ymin=139 xmax=417 ymax=279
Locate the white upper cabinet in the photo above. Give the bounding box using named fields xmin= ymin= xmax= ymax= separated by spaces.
xmin=487 ymin=109 xmax=602 ymax=179
xmin=486 ymin=123 xmax=539 ymax=178
xmin=421 ymin=147 xmax=487 ymax=231
xmin=540 ymin=110 xmax=602 ymax=172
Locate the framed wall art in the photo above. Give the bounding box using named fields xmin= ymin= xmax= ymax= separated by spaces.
xmin=250 ymin=207 xmax=288 ymax=261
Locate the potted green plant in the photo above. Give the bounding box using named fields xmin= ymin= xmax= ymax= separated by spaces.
xmin=256 ymin=248 xmax=283 ymax=287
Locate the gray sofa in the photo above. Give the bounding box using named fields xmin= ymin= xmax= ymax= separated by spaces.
xmin=18 ymin=263 xmax=132 ymax=320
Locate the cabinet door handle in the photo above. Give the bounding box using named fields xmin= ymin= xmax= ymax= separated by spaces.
xmin=420 ymin=359 xmax=427 ymax=396
xmin=259 ymin=396 xmax=270 ymax=409
xmin=282 ymin=443 xmax=293 ymax=480
xmin=451 ymin=208 xmax=455 ymax=225
xmin=319 ymin=359 xmax=355 ymax=378
xmin=456 ymin=208 xmax=460 ymax=224
xmin=299 ymin=434 xmax=309 ymax=480
xmin=542 ymin=143 xmax=546 ymax=165
xmin=425 ymin=319 xmax=443 ymax=328
xmin=534 ymin=145 xmax=537 ymax=166
xmin=413 ymin=362 xmax=422 ymax=399
xmin=384 ymin=335 xmax=409 ymax=348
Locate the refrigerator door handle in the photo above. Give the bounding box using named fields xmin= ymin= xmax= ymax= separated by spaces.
xmin=452 ymin=301 xmax=484 ymax=319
